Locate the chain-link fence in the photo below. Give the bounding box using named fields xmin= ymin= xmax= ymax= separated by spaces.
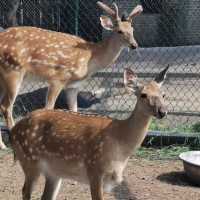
xmin=0 ymin=0 xmax=200 ymax=133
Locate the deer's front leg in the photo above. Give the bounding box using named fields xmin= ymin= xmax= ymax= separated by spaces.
xmin=46 ymin=81 xmax=64 ymax=110
xmin=89 ymin=174 xmax=104 ymax=200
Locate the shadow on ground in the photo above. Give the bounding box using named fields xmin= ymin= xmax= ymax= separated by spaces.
xmin=14 ymin=87 xmax=101 ymax=116
xmin=157 ymin=171 xmax=200 ymax=188
xmin=113 ymin=181 xmax=138 ymax=200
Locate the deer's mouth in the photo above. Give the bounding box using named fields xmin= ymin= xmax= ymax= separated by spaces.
xmin=129 ymin=44 xmax=137 ymax=49
xmin=155 ymin=110 xmax=167 ymax=119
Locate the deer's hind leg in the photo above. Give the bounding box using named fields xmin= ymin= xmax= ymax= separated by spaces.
xmin=0 ymin=70 xmax=24 ymax=149
xmin=22 ymin=169 xmax=40 ymax=200
xmin=0 ymin=70 xmax=25 ymax=128
xmin=41 ymin=175 xmax=62 ymax=200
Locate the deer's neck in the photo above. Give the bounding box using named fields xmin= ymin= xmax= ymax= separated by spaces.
xmin=114 ymin=103 xmax=152 ymax=156
xmin=89 ymin=33 xmax=125 ymax=73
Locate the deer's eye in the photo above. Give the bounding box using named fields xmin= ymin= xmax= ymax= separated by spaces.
xmin=141 ymin=93 xmax=147 ymax=98
xmin=162 ymin=94 xmax=166 ymax=98
xmin=118 ymin=30 xmax=123 ymax=34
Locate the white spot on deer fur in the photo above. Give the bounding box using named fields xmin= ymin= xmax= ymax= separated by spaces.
xmin=99 ymin=141 xmax=104 ymax=147
xmin=24 ymin=139 xmax=28 ymax=146
xmin=31 ymin=47 xmax=36 ymax=51
xmin=11 ymin=46 xmax=16 ymax=51
xmin=41 ymin=145 xmax=45 ymax=149
xmin=77 ymin=145 xmax=82 ymax=150
xmin=21 ymin=131 xmax=25 ymax=136
xmin=15 ymin=66 xmax=20 ymax=70
xmin=59 ymin=146 xmax=64 ymax=151
xmin=3 ymin=44 xmax=8 ymax=49
xmin=20 ymin=48 xmax=27 ymax=54
xmin=29 ymin=147 xmax=33 ymax=153
xmin=32 ymin=155 xmax=37 ymax=160
xmin=52 ymin=132 xmax=56 ymax=136
xmin=82 ymin=140 xmax=86 ymax=144
xmin=79 ymin=58 xmax=86 ymax=62
xmin=57 ymin=51 xmax=67 ymax=58
xmin=31 ymin=132 xmax=36 ymax=137
xmin=33 ymin=124 xmax=39 ymax=131
xmin=87 ymin=159 xmax=92 ymax=164
xmin=51 ymin=56 xmax=58 ymax=61
xmin=35 ymin=35 xmax=40 ymax=39
xmin=27 ymin=56 xmax=32 ymax=62
xmin=9 ymin=50 xmax=14 ymax=56
xmin=27 ymin=157 xmax=31 ymax=161
xmin=46 ymin=44 xmax=55 ymax=47
xmin=38 ymin=136 xmax=43 ymax=142
xmin=26 ymin=129 xmax=30 ymax=134
xmin=64 ymin=155 xmax=68 ymax=160
xmin=4 ymin=61 xmax=9 ymax=66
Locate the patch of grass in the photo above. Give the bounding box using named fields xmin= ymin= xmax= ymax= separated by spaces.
xmin=150 ymin=119 xmax=200 ymax=134
xmin=192 ymin=122 xmax=200 ymax=132
xmin=150 ymin=119 xmax=170 ymax=132
xmin=136 ymin=145 xmax=190 ymax=160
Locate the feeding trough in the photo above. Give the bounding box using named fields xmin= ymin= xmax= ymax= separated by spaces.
xmin=179 ymin=151 xmax=200 ymax=185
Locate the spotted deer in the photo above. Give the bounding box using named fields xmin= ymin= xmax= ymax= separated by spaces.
xmin=11 ymin=66 xmax=169 ymax=200
xmin=0 ymin=1 xmax=143 ymax=149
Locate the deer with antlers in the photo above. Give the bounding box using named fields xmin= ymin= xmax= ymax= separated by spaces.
xmin=10 ymin=66 xmax=168 ymax=200
xmin=0 ymin=1 xmax=143 ymax=149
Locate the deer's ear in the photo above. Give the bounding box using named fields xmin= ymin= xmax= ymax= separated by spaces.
xmin=100 ymin=15 xmax=114 ymax=31
xmin=127 ymin=5 xmax=143 ymax=21
xmin=154 ymin=65 xmax=169 ymax=87
xmin=124 ymin=68 xmax=143 ymax=94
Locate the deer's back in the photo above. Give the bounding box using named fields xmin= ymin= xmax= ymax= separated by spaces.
xmin=11 ymin=109 xmax=113 ymax=158
xmin=0 ymin=27 xmax=93 ymax=80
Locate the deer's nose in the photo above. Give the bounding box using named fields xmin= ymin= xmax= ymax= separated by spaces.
xmin=158 ymin=110 xmax=166 ymax=119
xmin=157 ymin=107 xmax=167 ymax=119
xmin=130 ymin=41 xmax=138 ymax=49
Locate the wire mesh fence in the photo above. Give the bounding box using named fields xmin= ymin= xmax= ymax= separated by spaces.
xmin=0 ymin=0 xmax=200 ymax=133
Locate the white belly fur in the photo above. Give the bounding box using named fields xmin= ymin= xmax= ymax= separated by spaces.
xmin=103 ymin=159 xmax=128 ymax=192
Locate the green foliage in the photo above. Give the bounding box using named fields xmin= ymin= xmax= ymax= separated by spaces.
xmin=192 ymin=122 xmax=200 ymax=133
xmin=150 ymin=119 xmax=200 ymax=134
xmin=150 ymin=119 xmax=170 ymax=132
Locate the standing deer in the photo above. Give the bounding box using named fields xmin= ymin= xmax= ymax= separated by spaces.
xmin=7 ymin=0 xmax=20 ymax=26
xmin=11 ymin=66 xmax=169 ymax=200
xmin=0 ymin=1 xmax=143 ymax=149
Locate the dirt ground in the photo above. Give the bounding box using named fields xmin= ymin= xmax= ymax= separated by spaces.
xmin=1 ymin=152 xmax=200 ymax=200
